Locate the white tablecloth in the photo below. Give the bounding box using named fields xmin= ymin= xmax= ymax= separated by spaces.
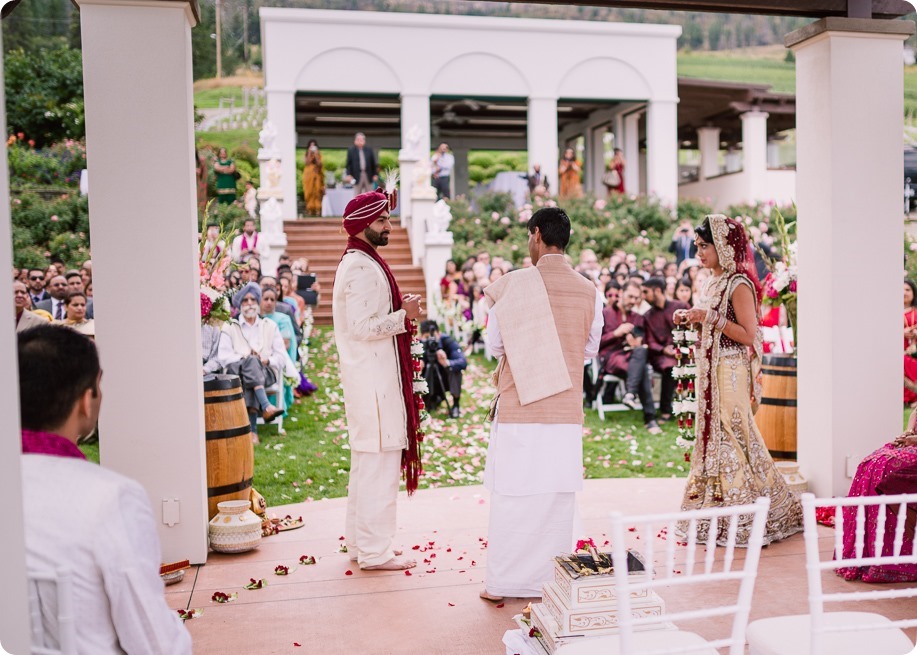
xmin=490 ymin=171 xmax=530 ymax=208
xmin=322 ymin=188 xmax=355 ymax=217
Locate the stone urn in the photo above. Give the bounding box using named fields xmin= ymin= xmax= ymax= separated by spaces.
xmin=775 ymin=461 xmax=808 ymax=495
xmin=209 ymin=500 xmax=262 ymax=554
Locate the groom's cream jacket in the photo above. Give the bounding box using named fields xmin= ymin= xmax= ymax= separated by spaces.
xmin=332 ymin=249 xmax=408 ymax=453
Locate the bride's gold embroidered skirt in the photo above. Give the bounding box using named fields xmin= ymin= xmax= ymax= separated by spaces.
xmin=680 ymin=352 xmax=803 ymax=546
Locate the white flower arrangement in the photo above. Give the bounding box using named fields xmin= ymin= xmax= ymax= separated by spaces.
xmin=413 ymin=379 xmax=429 ymax=395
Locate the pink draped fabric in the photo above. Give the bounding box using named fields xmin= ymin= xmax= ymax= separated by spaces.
xmin=836 ymin=443 xmax=917 ymax=583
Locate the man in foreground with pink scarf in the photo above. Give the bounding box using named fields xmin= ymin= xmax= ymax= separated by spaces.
xmin=480 ymin=207 xmax=604 ymax=601
xmin=333 ymin=190 xmax=422 ymax=571
xmin=18 ymin=325 xmax=191 ymax=653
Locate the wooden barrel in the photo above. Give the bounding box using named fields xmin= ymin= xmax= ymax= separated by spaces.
xmin=754 ymin=354 xmax=797 ymax=460
xmin=204 ymin=375 xmax=254 ymax=520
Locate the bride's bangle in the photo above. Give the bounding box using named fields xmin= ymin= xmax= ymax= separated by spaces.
xmin=705 ymin=309 xmax=719 ymax=326
xmin=716 ymin=315 xmax=728 ymax=331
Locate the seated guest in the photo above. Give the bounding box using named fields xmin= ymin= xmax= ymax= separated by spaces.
xmin=260 ymin=275 xmax=302 ymax=344
xmin=55 ymin=291 xmax=95 ymax=338
xmin=599 ymin=281 xmax=660 ymax=434
xmin=27 ymin=267 xmax=49 ymax=306
xmin=218 ymin=282 xmax=285 ymax=440
xmin=14 ymin=281 xmax=47 ymax=332
xmin=837 ymin=410 xmax=917 ymax=583
xmin=642 ymin=276 xmax=688 ymax=421
xmin=261 ymin=287 xmax=297 ymax=409
xmin=34 ymin=275 xmax=69 ymax=321
xmin=231 ymin=218 xmax=262 ymax=263
xmin=18 ymin=325 xmax=191 ymax=654
xmin=419 ymin=319 xmax=467 ymax=418
xmin=64 ymin=269 xmax=94 ymax=319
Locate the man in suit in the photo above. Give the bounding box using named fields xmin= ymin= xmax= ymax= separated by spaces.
xmin=333 ymin=190 xmax=422 ymax=571
xmin=344 ymin=132 xmax=378 ymax=195
xmin=14 ymin=281 xmax=47 ymax=332
xmin=669 ymin=219 xmax=697 ymax=265
xmin=35 ymin=275 xmax=69 ymax=321
xmin=26 ymin=268 xmax=49 ymax=306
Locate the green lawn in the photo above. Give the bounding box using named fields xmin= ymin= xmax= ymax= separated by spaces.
xmin=194 ymin=86 xmax=249 ymax=110
xmin=81 ymin=327 xmax=688 ymax=507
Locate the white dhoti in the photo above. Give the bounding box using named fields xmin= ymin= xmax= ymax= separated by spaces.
xmin=345 ymin=449 xmax=402 ymax=567
xmin=483 ymin=420 xmax=583 ymax=598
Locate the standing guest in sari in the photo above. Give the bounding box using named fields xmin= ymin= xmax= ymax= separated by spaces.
xmin=603 ymin=148 xmax=626 ymax=195
xmin=195 ymin=148 xmax=208 ymax=210
xmin=213 ymin=147 xmax=237 ymax=205
xmin=674 ymin=214 xmax=803 ymax=546
xmin=558 ymin=148 xmax=583 ymax=200
xmin=903 ymin=279 xmax=917 ymax=404
xmin=836 ymin=410 xmax=917 ymax=583
xmin=302 ymin=140 xmax=325 ymax=217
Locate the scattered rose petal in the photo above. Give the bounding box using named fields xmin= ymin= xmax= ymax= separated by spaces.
xmin=448 ymin=602 xmax=455 ymax=607
xmin=496 ymin=602 xmax=505 ymax=608
xmin=345 ymin=570 xmax=353 ymax=576
xmin=404 ymin=570 xmax=412 ymax=576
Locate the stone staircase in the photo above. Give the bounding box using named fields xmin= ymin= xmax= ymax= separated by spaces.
xmin=283 ymin=217 xmax=426 ymax=326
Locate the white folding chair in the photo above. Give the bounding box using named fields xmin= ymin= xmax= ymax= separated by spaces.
xmin=608 ymin=497 xmax=771 ymax=655
xmin=747 ymin=492 xmax=917 ymax=655
xmin=28 ymin=568 xmax=77 ymax=655
xmin=589 ymin=357 xmax=631 ymax=419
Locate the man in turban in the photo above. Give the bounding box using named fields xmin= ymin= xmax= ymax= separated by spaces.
xmin=333 ymin=190 xmax=422 ymax=571
xmin=217 ymin=282 xmax=286 ymax=441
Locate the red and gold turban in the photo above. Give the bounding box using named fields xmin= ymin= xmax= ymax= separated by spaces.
xmin=342 ymin=189 xmax=398 ymax=236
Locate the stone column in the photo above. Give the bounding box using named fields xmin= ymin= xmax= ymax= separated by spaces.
xmin=398 ymin=151 xmax=418 ymax=232
xmin=424 ymin=201 xmax=455 ymax=319
xmin=767 ymin=140 xmax=782 ymax=169
xmin=266 ymin=90 xmax=296 ymax=219
xmin=401 ymin=93 xmax=431 ymax=166
xmin=78 ymin=0 xmax=208 ymax=562
xmin=697 ymin=126 xmax=722 ymax=181
xmin=741 ymin=110 xmax=769 ymax=203
xmin=724 ymin=148 xmax=742 ymax=173
xmin=411 ymin=189 xmax=437 ymax=267
xmin=645 ymin=99 xmax=679 ymax=208
xmin=0 ymin=23 xmax=31 ymax=650
xmin=789 ymin=17 xmax=913 ymax=496
xmin=623 ymin=112 xmax=641 ymax=196
xmin=527 ymin=97 xmax=559 ymax=198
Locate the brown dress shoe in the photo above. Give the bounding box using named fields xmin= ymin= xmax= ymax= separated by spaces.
xmin=262 ymin=405 xmax=283 ymax=422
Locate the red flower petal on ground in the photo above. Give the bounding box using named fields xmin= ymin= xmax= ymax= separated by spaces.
xmin=448 ymin=603 xmax=455 ymax=606
xmin=294 ymin=643 xmax=301 ymax=647
xmin=345 ymin=570 xmax=353 ymax=576
xmin=404 ymin=570 xmax=412 ymax=576
xmin=495 ymin=603 xmax=505 ymax=608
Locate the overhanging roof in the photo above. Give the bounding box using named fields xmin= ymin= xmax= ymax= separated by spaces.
xmin=499 ymin=0 xmax=913 ymax=19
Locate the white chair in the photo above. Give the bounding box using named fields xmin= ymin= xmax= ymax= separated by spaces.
xmin=746 ymin=492 xmax=917 ymax=655
xmin=589 ymin=357 xmax=631 ymax=419
xmin=28 ymin=568 xmax=77 ymax=655
xmin=608 ymin=496 xmax=772 ymax=655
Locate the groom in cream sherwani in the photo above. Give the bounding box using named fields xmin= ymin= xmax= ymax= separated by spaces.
xmin=333 ymin=191 xmax=422 ymax=571
xmin=480 ymin=207 xmax=603 ymax=601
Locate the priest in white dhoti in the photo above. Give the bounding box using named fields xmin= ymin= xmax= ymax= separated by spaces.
xmin=333 ymin=190 xmax=423 ymax=571
xmin=481 ymin=207 xmax=603 ymax=601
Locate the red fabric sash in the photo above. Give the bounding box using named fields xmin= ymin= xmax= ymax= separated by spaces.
xmin=21 ymin=429 xmax=86 ymax=460
xmin=342 ymin=237 xmax=423 ymax=493
xmin=241 ymin=233 xmax=258 ymax=251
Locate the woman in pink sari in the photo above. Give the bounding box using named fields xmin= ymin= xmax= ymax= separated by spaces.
xmin=837 ymin=411 xmax=917 ymax=583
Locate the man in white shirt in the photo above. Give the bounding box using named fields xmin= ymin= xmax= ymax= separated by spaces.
xmin=231 ymin=218 xmax=262 ymax=263
xmin=18 ymin=324 xmax=192 ymax=654
xmin=431 ymin=142 xmax=454 ymax=200
xmin=218 ymin=282 xmax=285 ymax=439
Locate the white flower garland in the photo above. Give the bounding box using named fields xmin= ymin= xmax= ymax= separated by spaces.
xmin=672 ymin=327 xmax=699 ymax=449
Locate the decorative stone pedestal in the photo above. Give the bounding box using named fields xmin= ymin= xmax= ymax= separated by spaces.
xmin=255 ymin=120 xmax=287 ymax=276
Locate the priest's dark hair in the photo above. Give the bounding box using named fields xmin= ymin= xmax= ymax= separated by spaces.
xmin=527 ymin=207 xmax=571 ymax=250
xmin=643 ymin=276 xmax=667 ymax=292
xmin=18 ymin=324 xmax=100 ymax=431
xmin=695 ymin=216 xmax=713 ymax=244
xmin=907 ymin=279 xmax=917 ymax=308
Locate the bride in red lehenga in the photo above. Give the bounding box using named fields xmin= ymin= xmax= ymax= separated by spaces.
xmin=903 ymin=280 xmax=917 ymax=404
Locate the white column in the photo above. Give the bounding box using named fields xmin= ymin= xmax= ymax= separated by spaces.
xmin=767 ymin=140 xmax=782 ymax=169
xmin=79 ymin=0 xmax=208 ymax=562
xmin=527 ymin=97 xmax=558 ymax=197
xmin=645 ymin=99 xmax=679 ymax=208
xmin=697 ymin=126 xmax=721 ymax=181
xmin=623 ymin=112 xmax=641 ymax=196
xmin=724 ymin=148 xmax=742 ymax=173
xmin=401 ymin=93 xmax=431 ymax=166
xmin=588 ymin=126 xmax=606 ymax=194
xmin=741 ymin=110 xmax=769 ymax=203
xmin=412 ymin=195 xmax=435 ymax=267
xmin=452 ymin=145 xmax=470 ymax=198
xmin=789 ymin=18 xmax=913 ymax=496
xmin=424 ymin=232 xmax=455 ymax=319
xmin=0 ymin=26 xmax=31 ymax=650
xmin=398 ymin=151 xmax=417 ymax=230
xmin=266 ymin=90 xmax=296 ymax=219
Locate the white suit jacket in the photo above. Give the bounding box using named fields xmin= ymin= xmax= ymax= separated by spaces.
xmin=332 ymin=249 xmax=408 ymax=453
